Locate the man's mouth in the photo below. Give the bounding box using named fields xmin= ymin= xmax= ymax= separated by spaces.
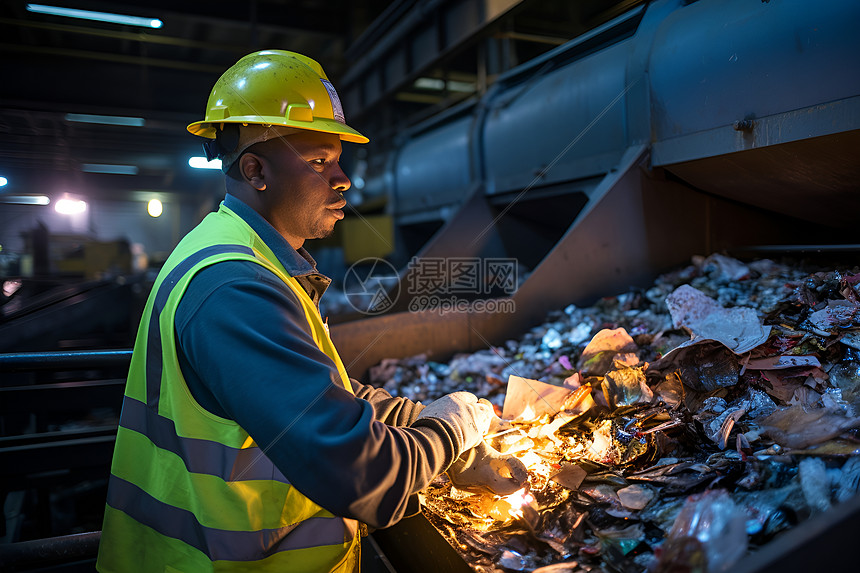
xmin=328 ymin=200 xmax=347 ymax=220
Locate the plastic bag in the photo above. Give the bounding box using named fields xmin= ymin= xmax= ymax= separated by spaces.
xmin=656 ymin=490 xmax=747 ymax=573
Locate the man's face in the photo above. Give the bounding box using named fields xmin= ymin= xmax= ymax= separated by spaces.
xmin=254 ymin=130 xmax=351 ymax=248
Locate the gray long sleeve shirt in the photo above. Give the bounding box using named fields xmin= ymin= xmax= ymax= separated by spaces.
xmin=173 ymin=194 xmax=458 ymax=529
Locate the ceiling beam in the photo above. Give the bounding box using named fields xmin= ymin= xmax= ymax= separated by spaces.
xmin=0 ymin=17 xmax=248 ymax=53
xmin=0 ymin=43 xmax=226 ymax=73
xmin=496 ymin=30 xmax=568 ymax=46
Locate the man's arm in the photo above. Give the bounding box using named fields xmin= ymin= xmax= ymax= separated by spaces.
xmin=349 ymin=378 xmax=424 ymax=427
xmin=176 ymin=261 xmax=459 ymax=528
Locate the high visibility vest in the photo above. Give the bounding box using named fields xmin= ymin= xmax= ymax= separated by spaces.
xmin=97 ymin=204 xmax=360 ymax=572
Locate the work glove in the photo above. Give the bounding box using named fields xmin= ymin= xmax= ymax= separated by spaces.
xmin=447 ymin=441 xmax=529 ymax=496
xmin=415 ymin=391 xmax=494 ymax=454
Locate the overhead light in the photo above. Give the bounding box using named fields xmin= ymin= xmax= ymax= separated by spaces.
xmin=0 ymin=195 xmax=50 ymax=205
xmin=55 ymin=198 xmax=87 ymax=215
xmin=66 ymin=113 xmax=145 ymax=127
xmin=447 ymin=80 xmax=476 ymax=93
xmin=82 ymin=163 xmax=139 ymax=175
xmin=26 ymin=4 xmax=163 ymax=28
xmin=0 ymin=176 xmax=7 ymax=187
xmin=414 ymin=78 xmax=445 ymax=90
xmin=189 ymin=157 xmax=222 ymax=170
xmin=413 ymin=77 xmax=475 ymax=93
xmin=147 ymin=198 xmax=163 ymax=218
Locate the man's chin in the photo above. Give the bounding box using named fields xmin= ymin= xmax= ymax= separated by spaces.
xmin=310 ymin=225 xmax=336 ymax=241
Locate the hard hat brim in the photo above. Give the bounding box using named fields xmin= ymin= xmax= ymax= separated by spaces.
xmin=187 ymin=116 xmax=369 ymax=144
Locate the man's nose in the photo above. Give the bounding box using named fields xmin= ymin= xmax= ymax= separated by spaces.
xmin=331 ymin=163 xmax=351 ymax=192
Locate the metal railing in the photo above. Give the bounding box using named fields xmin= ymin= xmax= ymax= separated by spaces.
xmin=0 ymin=350 xmax=132 ymax=372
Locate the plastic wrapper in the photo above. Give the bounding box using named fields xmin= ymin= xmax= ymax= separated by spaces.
xmin=656 ymin=490 xmax=747 ymax=573
xmin=799 ymin=457 xmax=832 ymax=513
xmin=757 ymin=405 xmax=860 ymax=450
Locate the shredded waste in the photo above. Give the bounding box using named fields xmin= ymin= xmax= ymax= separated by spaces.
xmin=368 ymin=254 xmax=860 ymax=572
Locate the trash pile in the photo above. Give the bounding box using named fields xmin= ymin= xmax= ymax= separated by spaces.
xmin=367 ymin=254 xmax=860 ymax=572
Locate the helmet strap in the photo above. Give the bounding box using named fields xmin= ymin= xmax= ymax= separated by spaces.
xmin=217 ymin=124 xmax=241 ymax=153
xmin=202 ymin=139 xmax=221 ymax=162
xmin=202 ymin=123 xmax=241 ymax=162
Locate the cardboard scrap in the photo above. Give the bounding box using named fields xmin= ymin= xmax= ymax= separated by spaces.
xmin=761 ymin=371 xmax=809 ymax=403
xmin=550 ymin=463 xmax=587 ymax=490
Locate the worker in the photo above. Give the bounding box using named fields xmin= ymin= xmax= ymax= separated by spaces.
xmin=96 ymin=50 xmax=513 ymax=572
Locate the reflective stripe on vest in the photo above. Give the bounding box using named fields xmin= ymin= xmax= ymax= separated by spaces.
xmin=98 ymin=205 xmax=360 ymax=573
xmin=119 ymin=394 xmax=288 ymax=483
xmin=146 ymin=244 xmax=253 ymax=409
xmin=107 ymin=476 xmax=352 ymax=560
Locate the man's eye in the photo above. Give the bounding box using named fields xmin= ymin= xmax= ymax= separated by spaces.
xmin=310 ymin=159 xmax=326 ymax=166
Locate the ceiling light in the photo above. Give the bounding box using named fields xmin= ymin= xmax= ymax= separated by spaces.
xmin=414 ymin=78 xmax=445 ymax=90
xmin=413 ymin=77 xmax=475 ymax=93
xmin=0 ymin=195 xmax=50 ymax=205
xmin=55 ymin=198 xmax=87 ymax=215
xmin=147 ymin=198 xmax=163 ymax=218
xmin=66 ymin=113 xmax=145 ymax=127
xmin=26 ymin=4 xmax=163 ymax=28
xmin=447 ymin=80 xmax=475 ymax=93
xmin=82 ymin=163 xmax=139 ymax=175
xmin=0 ymin=176 xmax=7 ymax=187
xmin=189 ymin=157 xmax=222 ymax=170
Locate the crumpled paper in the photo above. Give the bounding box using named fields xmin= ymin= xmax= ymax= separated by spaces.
xmin=808 ymin=300 xmax=860 ymax=333
xmin=746 ymin=355 xmax=821 ymax=370
xmin=665 ymin=284 xmax=771 ymax=355
xmin=502 ymin=376 xmax=574 ymax=421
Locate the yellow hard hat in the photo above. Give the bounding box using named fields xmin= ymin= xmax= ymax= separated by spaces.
xmin=187 ymin=50 xmax=368 ymax=144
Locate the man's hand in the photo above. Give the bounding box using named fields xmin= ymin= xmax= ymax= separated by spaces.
xmin=415 ymin=391 xmax=494 ymax=453
xmin=447 ymin=441 xmax=529 ymax=496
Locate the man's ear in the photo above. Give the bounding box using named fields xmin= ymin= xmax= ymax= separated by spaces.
xmin=239 ymin=153 xmax=267 ymax=191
